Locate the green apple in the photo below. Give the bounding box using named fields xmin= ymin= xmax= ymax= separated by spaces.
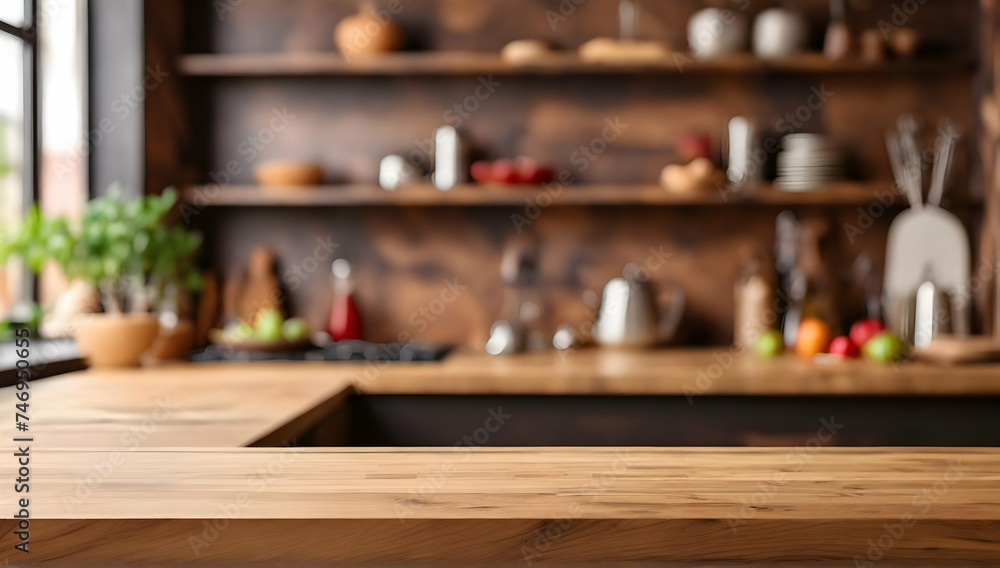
xmin=863 ymin=332 xmax=907 ymax=364
xmin=282 ymin=318 xmax=310 ymax=342
xmin=235 ymin=321 xmax=254 ymax=340
xmin=254 ymin=309 xmax=284 ymax=343
xmin=224 ymin=320 xmax=255 ymax=341
xmin=754 ymin=329 xmax=785 ymax=359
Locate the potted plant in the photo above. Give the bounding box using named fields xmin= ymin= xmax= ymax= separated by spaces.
xmin=0 ymin=186 xmax=202 ymax=367
xmin=143 ymin=195 xmax=204 ymax=361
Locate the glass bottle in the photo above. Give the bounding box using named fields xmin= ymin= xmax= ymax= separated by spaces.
xmin=327 ymin=259 xmax=363 ymax=342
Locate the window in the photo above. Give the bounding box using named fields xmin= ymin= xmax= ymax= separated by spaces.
xmin=0 ymin=1 xmax=38 ymax=315
xmin=1 ymin=0 xmax=86 ymax=314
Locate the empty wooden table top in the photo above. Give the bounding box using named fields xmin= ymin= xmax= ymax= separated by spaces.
xmin=2 ymin=354 xmax=999 ymax=565
xmin=1 ymin=447 xmax=997 ymax=565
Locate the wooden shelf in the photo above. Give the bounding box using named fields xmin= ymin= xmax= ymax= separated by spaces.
xmin=177 ymin=51 xmax=974 ymax=77
xmin=181 ymin=182 xmax=899 ymax=207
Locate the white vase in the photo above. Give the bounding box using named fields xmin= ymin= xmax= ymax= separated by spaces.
xmin=687 ymin=8 xmax=748 ymax=59
xmin=753 ymin=8 xmax=809 ymax=59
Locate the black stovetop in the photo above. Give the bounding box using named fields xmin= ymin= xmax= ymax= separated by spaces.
xmin=189 ymin=340 xmax=452 ymax=363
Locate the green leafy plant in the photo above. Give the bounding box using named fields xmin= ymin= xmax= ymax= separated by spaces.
xmin=0 ymin=186 xmax=202 ymax=314
xmin=0 ymin=302 xmax=43 ymax=341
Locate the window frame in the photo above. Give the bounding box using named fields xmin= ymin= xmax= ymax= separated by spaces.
xmin=1 ymin=0 xmax=41 ymax=301
xmin=0 ymin=0 xmax=40 ymax=212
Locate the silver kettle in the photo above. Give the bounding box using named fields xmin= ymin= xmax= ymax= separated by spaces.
xmin=593 ymin=264 xmax=685 ymax=348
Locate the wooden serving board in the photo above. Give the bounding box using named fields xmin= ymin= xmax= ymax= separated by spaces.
xmin=915 ymin=335 xmax=1000 ymax=364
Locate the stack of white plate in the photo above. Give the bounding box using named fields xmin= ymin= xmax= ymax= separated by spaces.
xmin=775 ymin=134 xmax=844 ymax=191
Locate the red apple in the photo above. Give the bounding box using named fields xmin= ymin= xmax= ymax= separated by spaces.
xmin=676 ymin=134 xmax=713 ymax=162
xmin=491 ymin=159 xmax=520 ymax=184
xmin=829 ymin=335 xmax=860 ymax=358
xmin=849 ymin=318 xmax=887 ymax=349
xmin=514 ymin=156 xmax=552 ymax=184
xmin=471 ymin=160 xmax=495 ymax=184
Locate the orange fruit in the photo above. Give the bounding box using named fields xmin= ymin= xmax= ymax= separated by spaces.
xmin=796 ymin=318 xmax=832 ymax=359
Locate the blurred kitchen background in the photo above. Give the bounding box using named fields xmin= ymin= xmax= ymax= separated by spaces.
xmin=2 ymin=0 xmax=999 ymax=368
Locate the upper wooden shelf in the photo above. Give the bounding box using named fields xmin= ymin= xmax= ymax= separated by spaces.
xmin=182 ymin=181 xmax=899 ymax=207
xmin=177 ymin=51 xmax=975 ymax=77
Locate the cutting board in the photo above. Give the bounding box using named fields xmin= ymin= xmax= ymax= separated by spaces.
xmin=884 ymin=205 xmax=970 ymax=337
xmin=914 ymin=335 xmax=1000 ymax=364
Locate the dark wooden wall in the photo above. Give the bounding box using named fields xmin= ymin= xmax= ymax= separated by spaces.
xmin=147 ymin=0 xmax=986 ymax=346
xmin=201 ymin=206 xmax=906 ymax=346
xmin=977 ymin=0 xmax=1000 ymax=334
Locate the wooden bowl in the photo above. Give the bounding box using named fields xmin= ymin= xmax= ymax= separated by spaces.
xmin=253 ymin=161 xmax=323 ymax=187
xmin=75 ymin=313 xmax=160 ymax=368
xmin=334 ymin=11 xmax=404 ymax=56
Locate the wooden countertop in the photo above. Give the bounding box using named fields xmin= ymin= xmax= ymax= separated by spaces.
xmin=5 ymin=349 xmax=999 ymax=450
xmin=3 ymin=447 xmax=998 ymax=565
xmin=2 ymin=353 xmax=999 ymax=565
xmin=356 ymin=349 xmax=1000 ymax=395
xmin=5 ymin=361 xmax=353 ymax=448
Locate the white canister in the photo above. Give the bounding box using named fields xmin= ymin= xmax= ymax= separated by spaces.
xmin=432 ymin=126 xmax=466 ymax=191
xmin=752 ymin=8 xmax=809 ymax=59
xmin=687 ymin=8 xmax=749 ymax=59
xmin=379 ymin=155 xmax=421 ymax=191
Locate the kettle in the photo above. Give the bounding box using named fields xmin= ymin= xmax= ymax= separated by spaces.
xmin=593 ymin=264 xmax=685 ymax=348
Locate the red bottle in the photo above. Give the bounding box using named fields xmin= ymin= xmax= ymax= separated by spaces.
xmin=328 ymin=259 xmax=363 ymax=342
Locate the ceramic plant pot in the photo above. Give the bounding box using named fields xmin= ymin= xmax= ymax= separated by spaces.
xmin=149 ymin=319 xmax=196 ymax=362
xmin=74 ymin=313 xmax=161 ymax=368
